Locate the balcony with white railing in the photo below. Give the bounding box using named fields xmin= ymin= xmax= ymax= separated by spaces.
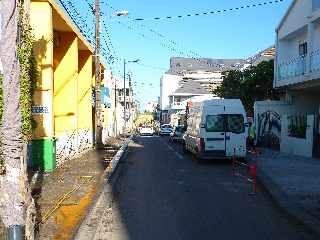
xmin=118 ymin=95 xmax=133 ymax=103
xmin=276 ymin=51 xmax=320 ymax=88
xmin=310 ymin=50 xmax=320 ymax=73
xmin=170 ymin=101 xmax=188 ymax=110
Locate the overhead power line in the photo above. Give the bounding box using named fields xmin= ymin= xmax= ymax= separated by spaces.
xmin=104 ymin=2 xmax=202 ymax=58
xmin=126 ymin=0 xmax=285 ymax=22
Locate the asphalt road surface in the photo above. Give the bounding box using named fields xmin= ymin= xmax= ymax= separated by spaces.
xmin=98 ymin=136 xmax=317 ymax=240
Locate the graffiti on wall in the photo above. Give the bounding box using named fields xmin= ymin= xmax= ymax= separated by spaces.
xmin=56 ymin=129 xmax=92 ymax=166
xmin=257 ymin=111 xmax=281 ymax=150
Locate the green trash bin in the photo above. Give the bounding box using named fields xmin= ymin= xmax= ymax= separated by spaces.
xmin=32 ymin=138 xmax=56 ymax=172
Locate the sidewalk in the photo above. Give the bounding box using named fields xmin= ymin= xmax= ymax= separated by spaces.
xmin=248 ymin=148 xmax=320 ymax=236
xmin=0 ymin=137 xmax=126 ymax=240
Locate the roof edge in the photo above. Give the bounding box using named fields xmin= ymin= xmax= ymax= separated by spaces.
xmin=276 ymin=0 xmax=297 ymax=31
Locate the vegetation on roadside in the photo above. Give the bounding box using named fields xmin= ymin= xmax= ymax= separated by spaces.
xmin=213 ymin=60 xmax=278 ymax=114
xmin=0 ymin=2 xmax=38 ymax=174
xmin=17 ymin=2 xmax=38 ymax=142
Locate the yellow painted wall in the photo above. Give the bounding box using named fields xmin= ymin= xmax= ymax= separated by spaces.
xmin=53 ymin=32 xmax=78 ymax=136
xmin=78 ymin=50 xmax=93 ymax=130
xmin=30 ymin=2 xmax=54 ymax=138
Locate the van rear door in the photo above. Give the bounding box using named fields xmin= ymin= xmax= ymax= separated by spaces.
xmin=225 ymin=114 xmax=246 ymax=157
xmin=204 ymin=115 xmax=226 ymax=156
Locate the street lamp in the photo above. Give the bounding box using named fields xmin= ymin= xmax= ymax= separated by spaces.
xmin=123 ymin=59 xmax=140 ymax=134
xmin=114 ymin=10 xmax=129 ymax=17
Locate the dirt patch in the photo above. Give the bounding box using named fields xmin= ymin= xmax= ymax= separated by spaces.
xmin=0 ymin=137 xmax=125 ymax=239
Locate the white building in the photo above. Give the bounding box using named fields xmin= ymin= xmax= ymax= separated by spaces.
xmin=255 ymin=0 xmax=320 ymax=158
xmin=114 ymin=78 xmax=136 ymax=135
xmin=160 ymin=57 xmax=246 ymax=124
xmin=145 ymin=101 xmax=158 ymax=113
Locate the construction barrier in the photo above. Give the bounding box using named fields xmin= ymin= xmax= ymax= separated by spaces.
xmin=232 ymin=148 xmax=257 ymax=194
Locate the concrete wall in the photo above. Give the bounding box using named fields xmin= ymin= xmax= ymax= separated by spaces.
xmin=30 ymin=2 xmax=54 ymax=138
xmin=255 ymin=95 xmax=319 ymax=157
xmin=278 ymin=0 xmax=311 ymax=39
xmin=53 ymin=32 xmax=78 ymax=136
xmin=281 ymin=114 xmax=314 ymax=158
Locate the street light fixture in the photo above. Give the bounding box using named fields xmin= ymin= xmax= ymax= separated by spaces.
xmin=123 ymin=58 xmax=140 ymax=134
xmin=114 ymin=10 xmax=129 ymax=17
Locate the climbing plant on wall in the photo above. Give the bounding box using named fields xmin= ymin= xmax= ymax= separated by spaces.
xmin=17 ymin=1 xmax=37 ymax=142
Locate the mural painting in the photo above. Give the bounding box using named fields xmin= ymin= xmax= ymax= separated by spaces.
xmin=257 ymin=111 xmax=281 ymax=150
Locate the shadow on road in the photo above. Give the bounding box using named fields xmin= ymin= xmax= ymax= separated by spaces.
xmin=102 ymin=135 xmax=317 ymax=240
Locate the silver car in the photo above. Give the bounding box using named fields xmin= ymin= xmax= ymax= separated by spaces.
xmin=159 ymin=124 xmax=173 ymax=135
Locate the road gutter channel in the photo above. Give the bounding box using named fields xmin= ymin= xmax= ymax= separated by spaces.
xmin=247 ymin=155 xmax=320 ymax=237
xmin=73 ymin=136 xmax=133 ymax=240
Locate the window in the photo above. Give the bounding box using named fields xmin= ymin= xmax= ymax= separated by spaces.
xmin=205 ymin=114 xmax=245 ymax=134
xmin=288 ymin=115 xmax=307 ymax=139
xmin=206 ymin=115 xmax=225 ymax=132
xmin=227 ymin=114 xmax=245 ymax=134
xmin=299 ymin=42 xmax=308 ymax=57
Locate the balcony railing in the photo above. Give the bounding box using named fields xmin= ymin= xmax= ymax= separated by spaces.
xmin=170 ymin=101 xmax=187 ymax=110
xmin=311 ymin=50 xmax=320 ymax=73
xmin=278 ymin=50 xmax=320 ymax=81
xmin=278 ymin=56 xmax=307 ymax=80
xmin=118 ymin=96 xmax=133 ymax=102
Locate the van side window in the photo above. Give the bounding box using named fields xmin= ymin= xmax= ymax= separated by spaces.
xmin=227 ymin=114 xmax=245 ymax=134
xmin=206 ymin=115 xmax=225 ymax=132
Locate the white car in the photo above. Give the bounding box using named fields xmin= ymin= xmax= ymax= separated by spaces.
xmin=140 ymin=126 xmax=154 ymax=136
xmin=159 ymin=124 xmax=173 ymax=135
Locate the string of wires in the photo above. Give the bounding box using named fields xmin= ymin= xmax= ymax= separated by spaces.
xmin=103 ymin=2 xmax=202 ymax=58
xmin=120 ymin=0 xmax=286 ymax=22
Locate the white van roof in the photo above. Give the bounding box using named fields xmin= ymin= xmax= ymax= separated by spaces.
xmin=192 ymin=99 xmax=246 ymax=114
xmin=189 ymin=95 xmax=220 ymax=103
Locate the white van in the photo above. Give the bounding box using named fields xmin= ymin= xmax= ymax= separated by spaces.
xmin=184 ymin=99 xmax=247 ymax=161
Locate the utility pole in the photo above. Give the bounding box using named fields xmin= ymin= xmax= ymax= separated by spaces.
xmin=114 ymin=77 xmax=117 ymax=136
xmin=123 ymin=59 xmax=127 ymax=134
xmin=94 ymin=0 xmax=102 ymax=147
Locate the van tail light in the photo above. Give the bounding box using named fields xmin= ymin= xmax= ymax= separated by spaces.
xmin=200 ymin=138 xmax=205 ymax=152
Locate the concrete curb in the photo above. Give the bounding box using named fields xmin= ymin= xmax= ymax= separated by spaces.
xmin=73 ymin=136 xmax=132 ymax=240
xmin=247 ymin=155 xmax=320 ymax=237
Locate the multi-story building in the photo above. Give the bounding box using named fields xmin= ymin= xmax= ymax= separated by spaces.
xmin=160 ymin=57 xmax=246 ymax=124
xmin=29 ymin=0 xmax=107 ymax=168
xmin=114 ymin=78 xmax=136 ymax=134
xmin=255 ymin=0 xmax=320 ymax=158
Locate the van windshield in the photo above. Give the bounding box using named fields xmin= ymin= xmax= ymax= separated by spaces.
xmin=206 ymin=114 xmax=244 ymax=134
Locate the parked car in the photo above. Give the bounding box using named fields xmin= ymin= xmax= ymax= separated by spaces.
xmin=159 ymin=124 xmax=173 ymax=135
xmin=184 ymin=99 xmax=248 ymax=162
xmin=169 ymin=125 xmax=186 ymax=142
xmin=140 ymin=126 xmax=154 ymax=136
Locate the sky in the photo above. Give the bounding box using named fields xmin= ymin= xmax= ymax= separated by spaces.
xmin=71 ymin=0 xmax=292 ymax=110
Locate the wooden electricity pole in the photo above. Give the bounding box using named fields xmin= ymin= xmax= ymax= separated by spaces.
xmin=94 ymin=0 xmax=103 ymax=147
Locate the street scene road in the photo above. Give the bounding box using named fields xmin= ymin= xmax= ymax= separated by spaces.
xmin=94 ymin=136 xmax=317 ymax=240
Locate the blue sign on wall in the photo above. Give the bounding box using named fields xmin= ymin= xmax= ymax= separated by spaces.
xmin=32 ymin=106 xmax=50 ymax=114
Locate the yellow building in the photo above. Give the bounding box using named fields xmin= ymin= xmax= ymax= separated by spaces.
xmin=30 ymin=0 xmax=105 ymax=169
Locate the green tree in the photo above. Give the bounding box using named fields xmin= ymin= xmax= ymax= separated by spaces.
xmin=213 ymin=60 xmax=277 ymax=114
